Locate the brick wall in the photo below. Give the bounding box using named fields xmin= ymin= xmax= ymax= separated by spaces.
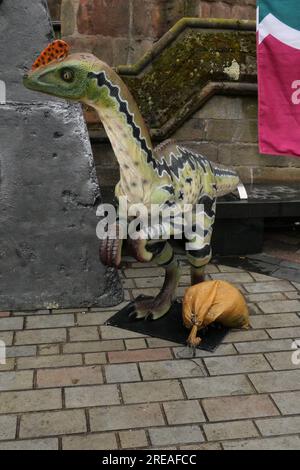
xmin=60 ymin=0 xmax=173 ymax=66
xmin=201 ymin=0 xmax=256 ymax=20
xmin=57 ymin=0 xmax=256 ymax=66
xmin=46 ymin=1 xmax=300 ymax=193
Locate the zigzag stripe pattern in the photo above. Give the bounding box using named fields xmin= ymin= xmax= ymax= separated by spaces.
xmin=155 ymin=146 xmax=211 ymax=181
xmin=88 ymin=71 xmax=155 ymax=166
xmin=258 ymin=13 xmax=300 ymax=49
xmin=89 ymin=72 xmax=237 ymax=186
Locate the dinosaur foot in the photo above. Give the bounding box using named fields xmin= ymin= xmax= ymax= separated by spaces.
xmin=127 ymin=295 xmax=173 ymax=320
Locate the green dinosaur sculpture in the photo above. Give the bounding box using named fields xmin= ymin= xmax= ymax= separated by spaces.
xmin=24 ymin=41 xmax=240 ymax=319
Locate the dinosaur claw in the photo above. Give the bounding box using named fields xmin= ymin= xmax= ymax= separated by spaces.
xmin=124 ymin=302 xmax=150 ymax=321
xmin=137 ymin=294 xmax=152 ymax=300
xmin=122 ymin=302 xmax=135 ymax=317
xmin=127 ymin=296 xmax=173 ymax=321
xmin=145 ymin=312 xmax=153 ymax=321
xmin=135 ymin=295 xmax=145 ymax=301
xmin=99 ymin=224 xmax=123 ymax=268
xmin=128 ymin=311 xmax=137 ymax=320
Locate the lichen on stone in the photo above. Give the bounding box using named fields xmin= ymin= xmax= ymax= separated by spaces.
xmin=121 ymin=28 xmax=256 ymax=131
xmin=224 ymin=59 xmax=240 ymax=81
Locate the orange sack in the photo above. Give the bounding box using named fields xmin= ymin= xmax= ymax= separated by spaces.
xmin=183 ymin=280 xmax=250 ymax=347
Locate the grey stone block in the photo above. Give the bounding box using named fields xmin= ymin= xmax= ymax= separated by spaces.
xmin=249 ymin=370 xmax=300 ymax=393
xmin=62 ymin=433 xmax=118 ymax=450
xmin=271 ymin=391 xmax=300 ymax=415
xmin=0 ymin=1 xmax=122 ymax=310
xmin=90 ymin=403 xmax=164 ymax=431
xmin=222 ymin=436 xmax=300 ymax=451
xmin=0 ymin=438 xmax=58 ymax=450
xmin=149 ymin=425 xmax=204 ymax=446
xmin=0 ymin=0 xmax=54 ymax=102
xmin=0 ymin=103 xmax=122 ymax=310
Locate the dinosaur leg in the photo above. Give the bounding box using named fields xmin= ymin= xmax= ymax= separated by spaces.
xmin=186 ymin=196 xmax=216 ymax=285
xmin=129 ymin=241 xmax=180 ymax=320
xmin=188 ymin=253 xmax=210 ymax=285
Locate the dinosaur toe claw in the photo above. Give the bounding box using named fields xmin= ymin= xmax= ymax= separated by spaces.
xmin=122 ymin=302 xmax=135 ymax=317
xmin=145 ymin=312 xmax=153 ymax=321
xmin=128 ymin=310 xmax=138 ymax=320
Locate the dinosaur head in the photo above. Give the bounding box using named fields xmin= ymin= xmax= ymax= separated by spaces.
xmin=23 ymin=40 xmax=114 ymax=106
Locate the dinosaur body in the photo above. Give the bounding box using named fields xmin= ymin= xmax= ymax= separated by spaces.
xmin=24 ymin=43 xmax=240 ymax=319
xmin=87 ymin=70 xmax=238 ymax=208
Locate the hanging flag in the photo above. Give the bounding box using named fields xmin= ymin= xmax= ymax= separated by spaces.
xmin=257 ymin=0 xmax=300 ymax=157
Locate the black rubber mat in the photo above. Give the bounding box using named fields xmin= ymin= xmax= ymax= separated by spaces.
xmin=106 ymin=300 xmax=229 ymax=352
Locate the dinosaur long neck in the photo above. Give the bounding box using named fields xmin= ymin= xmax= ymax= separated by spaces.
xmin=88 ymin=70 xmax=158 ymax=202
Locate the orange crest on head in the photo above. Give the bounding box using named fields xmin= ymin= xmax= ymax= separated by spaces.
xmin=31 ymin=40 xmax=70 ymax=71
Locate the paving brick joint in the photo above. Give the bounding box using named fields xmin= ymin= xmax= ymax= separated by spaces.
xmin=0 ymin=258 xmax=300 ymax=450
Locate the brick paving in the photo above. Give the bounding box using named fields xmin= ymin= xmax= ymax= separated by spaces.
xmin=0 ymin=259 xmax=300 ymax=450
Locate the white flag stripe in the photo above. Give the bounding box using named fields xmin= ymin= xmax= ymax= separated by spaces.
xmin=259 ymin=13 xmax=300 ymax=49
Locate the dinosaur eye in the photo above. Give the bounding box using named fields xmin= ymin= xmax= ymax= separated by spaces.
xmin=61 ymin=68 xmax=74 ymax=82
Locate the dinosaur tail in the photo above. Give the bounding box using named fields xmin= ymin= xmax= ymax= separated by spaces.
xmin=211 ymin=163 xmax=240 ymax=197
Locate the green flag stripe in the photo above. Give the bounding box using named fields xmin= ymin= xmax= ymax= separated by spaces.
xmin=258 ymin=0 xmax=300 ymax=31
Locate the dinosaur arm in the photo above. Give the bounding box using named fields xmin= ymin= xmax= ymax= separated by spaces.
xmin=99 ymin=193 xmax=127 ymax=268
xmin=99 ymin=222 xmax=124 ymax=268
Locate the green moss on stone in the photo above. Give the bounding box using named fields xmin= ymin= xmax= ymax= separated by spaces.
xmin=121 ymin=29 xmax=256 ymax=130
